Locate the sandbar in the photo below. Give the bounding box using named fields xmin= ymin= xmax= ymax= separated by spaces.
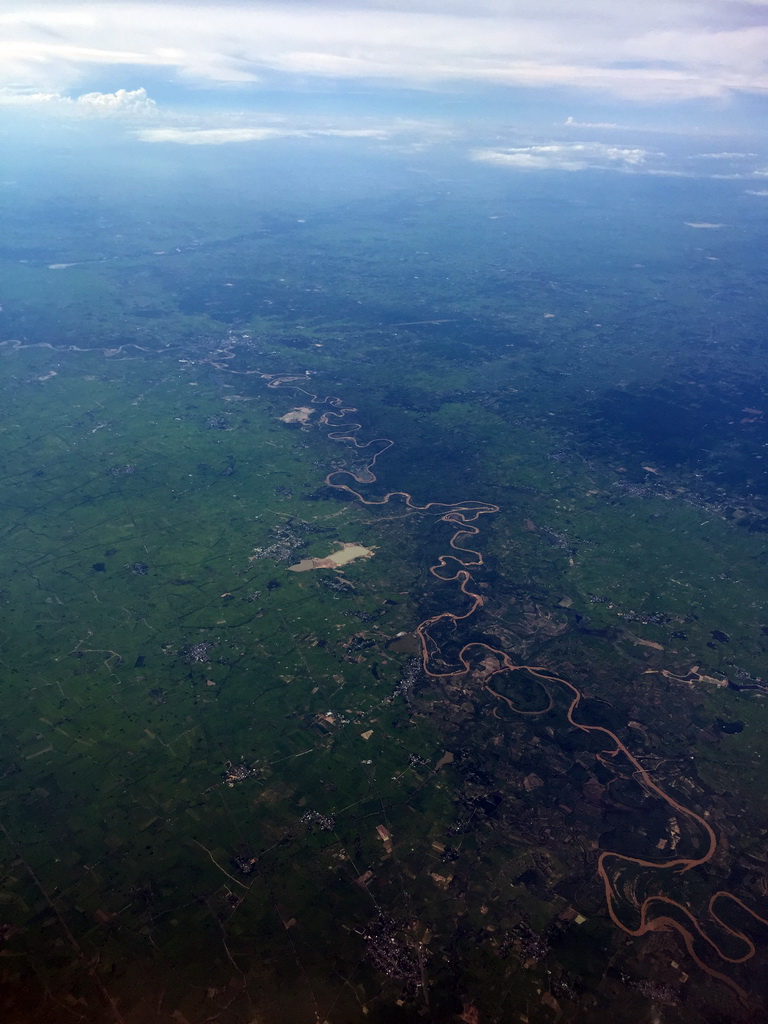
xmin=288 ymin=542 xmax=374 ymax=572
xmin=280 ymin=406 xmax=314 ymax=424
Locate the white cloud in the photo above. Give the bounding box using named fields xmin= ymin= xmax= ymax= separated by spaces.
xmin=76 ymin=86 xmax=156 ymax=114
xmin=642 ymin=168 xmax=697 ymax=176
xmin=137 ymin=124 xmax=391 ymax=143
xmin=471 ymin=144 xmax=768 ymax=178
xmin=0 ymin=85 xmax=156 ymax=116
xmin=691 ymin=151 xmax=759 ymax=159
xmin=745 ymin=188 xmax=768 ymax=195
xmin=565 ymin=116 xmax=622 ymax=129
xmin=138 ymin=127 xmax=281 ymax=144
xmin=471 ymin=142 xmax=649 ymax=172
xmin=0 ymin=88 xmax=61 ymax=106
xmin=137 ymin=125 xmax=390 ymax=144
xmin=1 ymin=1 xmax=768 ymax=104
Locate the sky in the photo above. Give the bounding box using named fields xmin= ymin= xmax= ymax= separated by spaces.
xmin=1 ymin=0 xmax=768 ymax=178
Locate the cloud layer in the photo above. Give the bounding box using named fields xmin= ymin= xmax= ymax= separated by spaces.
xmin=471 ymin=143 xmax=649 ymax=172
xmin=137 ymin=126 xmax=392 ymax=144
xmin=1 ymin=1 xmax=768 ymax=104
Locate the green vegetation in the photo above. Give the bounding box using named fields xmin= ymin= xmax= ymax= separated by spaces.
xmin=1 ymin=168 xmax=767 ymax=1023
